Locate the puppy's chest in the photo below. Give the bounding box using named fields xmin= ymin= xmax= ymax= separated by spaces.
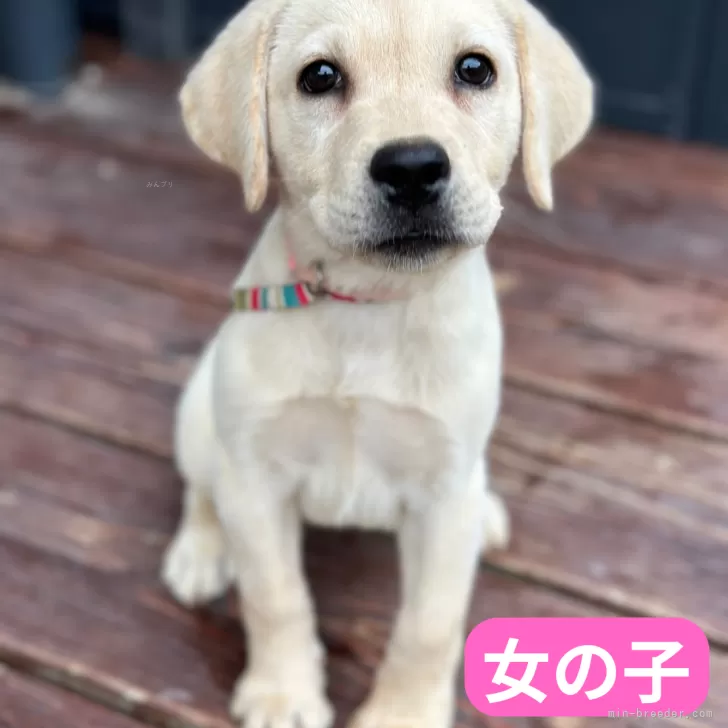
xmin=245 ymin=304 xmax=470 ymax=401
xmin=232 ymin=305 xmax=491 ymax=529
xmin=256 ymin=315 xmax=472 ymax=527
xmin=319 ymin=310 xmax=467 ymax=399
xmin=257 ymin=395 xmax=455 ymax=529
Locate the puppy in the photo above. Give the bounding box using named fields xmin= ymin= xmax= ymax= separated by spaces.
xmin=162 ymin=1 xmax=593 ymax=727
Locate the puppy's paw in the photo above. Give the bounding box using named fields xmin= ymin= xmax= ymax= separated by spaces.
xmin=231 ymin=670 xmax=333 ymax=728
xmin=481 ymin=490 xmax=511 ymax=555
xmin=162 ymin=523 xmax=233 ymax=607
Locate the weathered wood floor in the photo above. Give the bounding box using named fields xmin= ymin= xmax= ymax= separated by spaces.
xmin=0 ymin=48 xmax=726 ymax=728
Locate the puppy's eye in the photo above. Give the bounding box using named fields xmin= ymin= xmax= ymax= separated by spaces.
xmin=455 ymin=53 xmax=496 ymax=88
xmin=298 ymin=60 xmax=343 ymax=94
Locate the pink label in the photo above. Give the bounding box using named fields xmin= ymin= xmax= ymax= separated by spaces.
xmin=464 ymin=618 xmax=710 ymax=717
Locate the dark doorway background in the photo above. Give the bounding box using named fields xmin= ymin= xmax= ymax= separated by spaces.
xmin=536 ymin=0 xmax=728 ymax=146
xmin=2 ymin=0 xmax=727 ymax=146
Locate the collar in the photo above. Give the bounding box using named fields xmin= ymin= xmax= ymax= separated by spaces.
xmin=232 ymin=242 xmax=402 ymax=312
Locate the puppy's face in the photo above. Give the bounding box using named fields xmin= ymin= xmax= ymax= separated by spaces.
xmin=180 ymin=0 xmax=594 ymax=270
xmin=268 ymin=0 xmax=519 ymax=268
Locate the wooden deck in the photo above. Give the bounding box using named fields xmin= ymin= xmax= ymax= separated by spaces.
xmin=0 ymin=49 xmax=727 ymax=728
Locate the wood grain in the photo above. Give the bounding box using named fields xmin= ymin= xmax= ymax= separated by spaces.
xmin=0 ymin=56 xmax=726 ymax=728
xmin=3 ymin=119 xmax=728 ymax=440
xmin=0 ymin=665 xmax=147 ymax=728
xmin=501 ymin=131 xmax=728 ymax=292
xmin=497 ymin=244 xmax=728 ymax=439
xmin=0 ymin=114 xmax=264 ymax=295
xmin=1 ymin=494 xmax=725 ymax=728
xmin=0 ymin=214 xmax=726 ymax=641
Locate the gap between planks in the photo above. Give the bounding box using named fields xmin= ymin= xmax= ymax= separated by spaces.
xmin=0 ymin=641 xmax=231 ymax=728
xmin=3 ymin=228 xmax=728 ymax=447
xmin=2 ymin=53 xmax=726 ymax=728
xmin=2 ymin=394 xmax=728 ymax=651
xmin=6 ymin=106 xmax=728 ymax=303
xmin=505 ymin=370 xmax=728 ymax=445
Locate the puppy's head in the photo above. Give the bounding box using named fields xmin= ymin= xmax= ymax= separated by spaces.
xmin=181 ymin=0 xmax=593 ymax=270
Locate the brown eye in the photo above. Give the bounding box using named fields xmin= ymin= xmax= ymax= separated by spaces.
xmin=455 ymin=53 xmax=496 ymax=88
xmin=298 ymin=60 xmax=343 ymax=94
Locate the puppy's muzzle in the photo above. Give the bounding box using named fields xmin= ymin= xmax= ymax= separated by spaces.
xmin=370 ymin=139 xmax=451 ymax=211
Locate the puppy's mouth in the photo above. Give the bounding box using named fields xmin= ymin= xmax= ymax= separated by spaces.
xmin=359 ymin=229 xmax=458 ymax=265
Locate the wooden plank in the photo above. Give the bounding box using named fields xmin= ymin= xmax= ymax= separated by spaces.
xmin=0 ymin=247 xmax=222 ymax=361
xmin=0 ymin=252 xmax=727 ymax=645
xmin=501 ymin=131 xmax=728 ymax=290
xmin=495 ymin=244 xmax=728 ymax=439
xmin=5 ymin=108 xmax=728 ymax=294
xmin=0 ymin=323 xmax=177 ymax=456
xmin=0 ymin=115 xmax=263 ymax=295
xmin=7 ymin=53 xmax=728 ymax=292
xmin=3 ymin=193 xmax=728 ymax=442
xmin=1 ymin=422 xmax=725 ymax=728
xmin=0 ymin=107 xmax=726 ymax=726
xmin=0 ymin=665 xmax=147 ymax=728
xmin=1 ymin=409 xmax=177 ymax=530
xmin=4 ymin=112 xmax=728 ymax=298
xmin=5 ymin=316 xmax=726 ymax=644
xmin=490 ymin=388 xmax=728 ymax=644
xmin=0 ymin=179 xmax=726 ymax=641
xmin=0 ymin=417 xmax=233 ymax=728
xmin=3 ymin=118 xmax=728 ymax=440
xmin=495 ymin=243 xmax=728 ymax=363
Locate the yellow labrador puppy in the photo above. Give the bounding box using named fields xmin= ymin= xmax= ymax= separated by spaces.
xmin=162 ymin=0 xmax=593 ymax=726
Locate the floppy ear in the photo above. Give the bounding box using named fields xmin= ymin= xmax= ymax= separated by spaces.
xmin=179 ymin=0 xmax=285 ymax=212
xmin=513 ymin=1 xmax=594 ymax=210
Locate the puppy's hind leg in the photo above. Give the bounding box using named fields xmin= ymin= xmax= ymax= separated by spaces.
xmin=162 ymin=346 xmax=233 ymax=607
xmin=162 ymin=479 xmax=233 ymax=607
xmin=481 ymin=487 xmax=511 ymax=556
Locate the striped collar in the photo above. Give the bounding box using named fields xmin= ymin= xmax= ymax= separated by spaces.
xmin=232 ymin=248 xmax=400 ymax=312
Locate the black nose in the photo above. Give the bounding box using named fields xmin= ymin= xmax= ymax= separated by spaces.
xmin=370 ymin=140 xmax=451 ymax=209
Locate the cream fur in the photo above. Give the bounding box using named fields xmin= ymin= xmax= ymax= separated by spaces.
xmin=163 ymin=1 xmax=593 ymax=727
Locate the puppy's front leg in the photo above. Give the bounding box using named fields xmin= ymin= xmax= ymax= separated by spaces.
xmin=351 ymin=469 xmax=486 ymax=728
xmin=215 ymin=454 xmax=333 ymax=728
